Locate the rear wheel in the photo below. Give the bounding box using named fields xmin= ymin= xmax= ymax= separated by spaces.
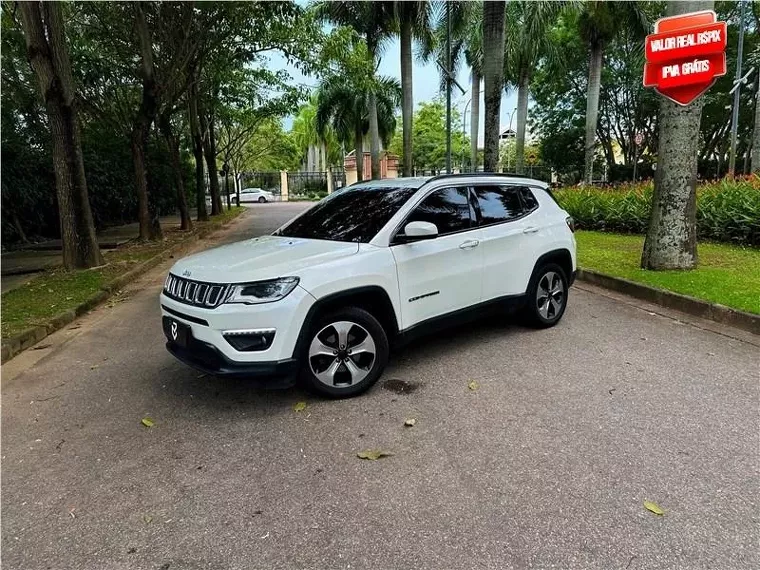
xmin=300 ymin=307 xmax=389 ymax=398
xmin=258 ymin=196 xmax=266 ymax=203
xmin=523 ymin=263 xmax=568 ymax=328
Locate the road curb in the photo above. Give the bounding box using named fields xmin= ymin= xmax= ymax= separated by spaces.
xmin=1 ymin=210 xmax=247 ymax=364
xmin=576 ymin=268 xmax=760 ymax=336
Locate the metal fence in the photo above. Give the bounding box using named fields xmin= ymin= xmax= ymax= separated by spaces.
xmin=288 ymin=171 xmax=328 ymax=199
xmin=240 ymin=171 xmax=282 ymax=195
xmin=331 ymin=168 xmax=346 ymax=192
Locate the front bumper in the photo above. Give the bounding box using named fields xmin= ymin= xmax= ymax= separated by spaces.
xmin=166 ymin=338 xmax=297 ymax=385
xmin=160 ymin=284 xmax=314 ymax=382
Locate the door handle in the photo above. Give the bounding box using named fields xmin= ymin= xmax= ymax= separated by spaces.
xmin=523 ymin=226 xmax=540 ymax=234
xmin=459 ymin=239 xmax=480 ymax=250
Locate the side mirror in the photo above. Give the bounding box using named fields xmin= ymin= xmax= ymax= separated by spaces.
xmin=397 ymin=221 xmax=438 ymax=243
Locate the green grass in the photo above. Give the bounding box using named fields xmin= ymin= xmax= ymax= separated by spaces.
xmin=576 ymin=231 xmax=760 ymax=315
xmin=1 ymin=207 xmax=245 ymax=340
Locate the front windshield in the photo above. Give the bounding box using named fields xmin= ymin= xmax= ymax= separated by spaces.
xmin=276 ymin=185 xmax=418 ymax=243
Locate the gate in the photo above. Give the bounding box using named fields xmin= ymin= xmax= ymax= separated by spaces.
xmin=288 ymin=171 xmax=328 ymax=200
xmin=331 ymin=168 xmax=346 ymax=192
xmin=240 ymin=171 xmax=282 ymax=199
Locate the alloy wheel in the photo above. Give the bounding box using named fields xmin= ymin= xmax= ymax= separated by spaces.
xmin=308 ymin=321 xmax=376 ymax=388
xmin=536 ymin=271 xmax=564 ymax=321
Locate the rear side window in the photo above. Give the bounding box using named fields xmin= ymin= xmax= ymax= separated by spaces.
xmin=473 ymin=186 xmax=524 ymax=224
xmin=406 ymin=187 xmax=473 ymax=235
xmin=518 ymin=187 xmax=539 ymax=212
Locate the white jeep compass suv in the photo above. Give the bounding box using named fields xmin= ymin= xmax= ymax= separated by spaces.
xmin=161 ymin=174 xmax=576 ymax=397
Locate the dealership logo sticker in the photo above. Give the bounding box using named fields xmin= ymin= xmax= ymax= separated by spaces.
xmin=643 ymin=10 xmax=727 ymax=105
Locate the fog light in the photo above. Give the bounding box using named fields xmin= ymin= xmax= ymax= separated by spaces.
xmin=223 ymin=329 xmax=275 ymax=352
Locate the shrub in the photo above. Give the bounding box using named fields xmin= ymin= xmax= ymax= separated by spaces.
xmin=555 ymin=177 xmax=760 ymax=246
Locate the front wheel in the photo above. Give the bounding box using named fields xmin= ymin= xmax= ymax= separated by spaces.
xmin=300 ymin=307 xmax=389 ymax=398
xmin=523 ymin=263 xmax=568 ymax=328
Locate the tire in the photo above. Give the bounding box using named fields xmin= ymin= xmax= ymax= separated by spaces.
xmin=523 ymin=262 xmax=569 ymax=328
xmin=300 ymin=306 xmax=389 ymax=398
xmin=258 ymin=196 xmax=266 ymax=203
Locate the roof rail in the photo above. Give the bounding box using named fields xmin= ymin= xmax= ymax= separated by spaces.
xmin=426 ymin=172 xmax=541 ymax=182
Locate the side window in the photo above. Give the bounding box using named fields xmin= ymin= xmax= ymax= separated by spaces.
xmin=473 ymin=185 xmax=524 ymax=224
xmin=519 ymin=187 xmax=539 ymax=213
xmin=406 ymin=187 xmax=472 ymax=235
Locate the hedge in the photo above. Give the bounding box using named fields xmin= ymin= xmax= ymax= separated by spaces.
xmin=555 ymin=177 xmax=760 ymax=246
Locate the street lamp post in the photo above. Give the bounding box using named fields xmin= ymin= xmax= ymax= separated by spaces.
xmin=506 ymin=107 xmax=517 ymax=172
xmin=729 ymin=0 xmax=747 ymax=177
xmin=462 ymin=98 xmax=472 ymax=172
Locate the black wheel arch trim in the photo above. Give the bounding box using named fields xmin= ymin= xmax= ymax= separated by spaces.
xmin=291 ymin=285 xmax=400 ymax=360
xmin=529 ymin=249 xmax=575 ymax=287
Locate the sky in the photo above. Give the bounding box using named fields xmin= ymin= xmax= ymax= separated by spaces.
xmin=271 ymin=36 xmax=520 ymax=147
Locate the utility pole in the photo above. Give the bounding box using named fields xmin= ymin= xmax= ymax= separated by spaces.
xmin=446 ymin=2 xmax=452 ymax=174
xmin=462 ymin=98 xmax=472 ymax=171
xmin=728 ymin=0 xmax=747 ymax=177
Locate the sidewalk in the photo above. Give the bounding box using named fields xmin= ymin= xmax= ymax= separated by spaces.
xmin=1 ymin=213 xmax=186 ymax=294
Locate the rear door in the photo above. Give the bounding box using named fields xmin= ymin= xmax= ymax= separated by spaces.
xmin=472 ymin=184 xmax=540 ymax=299
xmin=391 ymin=186 xmax=483 ymax=329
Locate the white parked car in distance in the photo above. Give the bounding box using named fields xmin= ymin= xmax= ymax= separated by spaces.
xmin=237 ymin=187 xmax=274 ymax=203
xmin=161 ymin=174 xmax=577 ymax=398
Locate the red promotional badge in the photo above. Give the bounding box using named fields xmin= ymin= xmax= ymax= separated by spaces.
xmin=643 ymin=11 xmax=727 ymax=105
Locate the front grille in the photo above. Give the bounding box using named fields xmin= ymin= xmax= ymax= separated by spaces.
xmin=164 ymin=274 xmax=230 ymax=309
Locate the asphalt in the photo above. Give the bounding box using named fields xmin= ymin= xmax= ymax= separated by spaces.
xmin=2 ymin=202 xmax=759 ymax=570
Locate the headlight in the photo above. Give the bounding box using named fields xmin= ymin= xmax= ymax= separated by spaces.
xmin=223 ymin=277 xmax=299 ymax=305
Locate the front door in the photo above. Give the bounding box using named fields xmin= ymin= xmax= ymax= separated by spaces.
xmin=390 ymin=187 xmax=483 ymax=330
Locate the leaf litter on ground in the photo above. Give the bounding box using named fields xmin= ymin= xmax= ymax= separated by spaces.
xmin=404 ymin=418 xmax=416 ymax=427
xmin=357 ymin=449 xmax=394 ymax=460
xmin=644 ymin=500 xmax=665 ymax=515
xmin=141 ymin=418 xmax=155 ymax=428
xmin=468 ymin=380 xmax=479 ymax=391
xmin=293 ymin=401 xmax=307 ymax=412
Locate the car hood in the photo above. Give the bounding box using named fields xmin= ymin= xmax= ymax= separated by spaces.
xmin=169 ymin=235 xmax=359 ymax=284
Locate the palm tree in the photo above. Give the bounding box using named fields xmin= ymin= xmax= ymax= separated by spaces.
xmin=292 ymin=102 xmax=320 ymax=171
xmin=293 ymin=99 xmax=340 ymax=172
xmin=482 ymin=1 xmax=506 ymax=172
xmin=579 ymin=1 xmax=647 ymax=184
xmin=424 ymin=1 xmax=483 ymax=171
xmin=315 ymin=1 xmax=396 ymax=179
xmin=393 ymin=1 xmax=434 ymax=177
xmin=504 ymin=1 xmax=563 ymax=174
xmin=315 ymin=76 xmax=401 ymax=182
xmin=641 ymin=2 xmax=708 ymax=269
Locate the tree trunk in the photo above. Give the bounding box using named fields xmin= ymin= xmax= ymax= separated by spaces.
xmin=130 ymin=1 xmax=162 ymax=241
xmin=584 ymin=42 xmax=604 ymax=184
xmin=400 ymin=19 xmax=414 ymax=177
xmin=188 ymin=81 xmax=208 ymax=221
xmin=355 ymin=122 xmax=364 ymax=182
xmin=515 ymin=67 xmax=530 ymax=175
xmin=158 ymin=111 xmax=192 ymax=230
xmin=752 ymin=78 xmax=760 ymax=173
xmin=306 ymin=145 xmax=314 ymax=172
xmin=18 ymin=1 xmax=102 ymax=269
xmin=368 ymin=90 xmax=381 ymax=179
xmin=482 ymin=1 xmax=506 ymax=172
xmin=11 ymin=211 xmax=30 ymax=244
xmin=199 ymin=107 xmax=222 ymax=215
xmin=470 ymin=71 xmax=480 ymax=171
xmin=210 ymin=118 xmax=224 ymax=212
xmin=131 ymin=108 xmax=161 ymax=241
xmin=640 ymin=2 xmax=711 ymax=270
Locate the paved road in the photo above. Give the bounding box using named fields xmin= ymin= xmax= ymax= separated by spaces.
xmin=2 ymin=202 xmax=759 ymax=570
